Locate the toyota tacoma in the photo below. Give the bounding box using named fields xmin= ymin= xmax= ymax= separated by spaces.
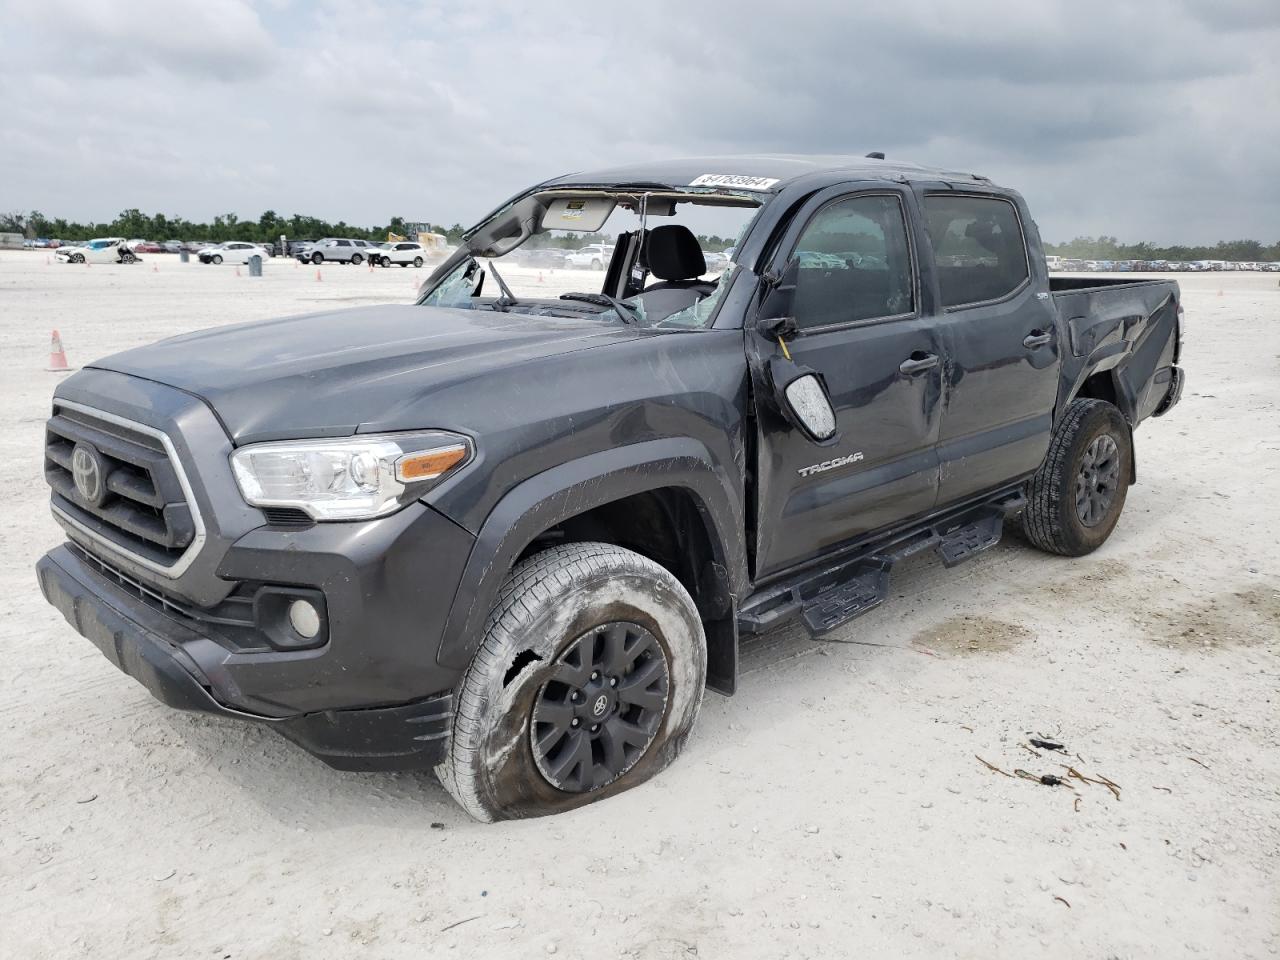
xmin=36 ymin=155 xmax=1184 ymax=820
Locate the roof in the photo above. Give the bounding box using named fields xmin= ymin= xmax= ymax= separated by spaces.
xmin=542 ymin=154 xmax=993 ymax=193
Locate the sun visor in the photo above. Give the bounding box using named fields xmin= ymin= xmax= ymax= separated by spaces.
xmin=542 ymin=197 xmax=615 ymax=232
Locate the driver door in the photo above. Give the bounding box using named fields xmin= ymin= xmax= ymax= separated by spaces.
xmin=750 ymin=186 xmax=943 ymax=578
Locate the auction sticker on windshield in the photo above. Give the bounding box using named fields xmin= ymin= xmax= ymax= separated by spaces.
xmin=690 ymin=174 xmax=780 ymax=191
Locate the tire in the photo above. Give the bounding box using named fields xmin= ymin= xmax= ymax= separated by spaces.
xmin=591 ymin=259 xmax=602 ymax=270
xmin=413 ymin=256 xmax=423 ymax=268
xmin=211 ymin=254 xmax=223 ymax=265
xmin=70 ymin=254 xmax=84 ymax=264
xmin=352 ymin=253 xmax=363 ymax=265
xmin=1020 ymin=398 xmax=1132 ymax=556
xmin=440 ymin=542 xmax=707 ymax=822
xmin=121 ymin=253 xmax=137 ymax=264
xmin=311 ymin=252 xmax=323 ymax=265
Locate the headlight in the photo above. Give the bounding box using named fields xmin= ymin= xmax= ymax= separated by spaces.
xmin=230 ymin=431 xmax=472 ymax=521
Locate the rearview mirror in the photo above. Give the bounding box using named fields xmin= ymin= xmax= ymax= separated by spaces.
xmin=767 ymin=356 xmax=837 ymax=443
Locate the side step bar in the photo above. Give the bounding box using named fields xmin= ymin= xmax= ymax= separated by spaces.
xmin=738 ymin=491 xmax=1024 ymax=639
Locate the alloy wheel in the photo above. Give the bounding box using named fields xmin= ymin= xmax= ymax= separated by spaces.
xmin=1075 ymin=433 xmax=1120 ymax=527
xmin=530 ymin=621 xmax=670 ymax=793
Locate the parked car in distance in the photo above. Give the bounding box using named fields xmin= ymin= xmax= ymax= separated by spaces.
xmin=516 ymin=247 xmax=568 ymax=269
xmin=373 ymin=241 xmax=428 ymax=268
xmin=701 ymin=250 xmax=729 ymax=274
xmin=198 ymin=242 xmax=272 ymax=265
xmin=565 ymin=243 xmax=615 ymax=269
xmin=161 ymin=241 xmax=183 ymax=254
xmin=297 ymin=238 xmax=370 ymax=265
xmin=54 ymin=237 xmax=139 ymax=264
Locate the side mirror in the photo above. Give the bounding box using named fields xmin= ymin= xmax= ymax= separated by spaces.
xmin=767 ymin=356 xmax=837 ymax=443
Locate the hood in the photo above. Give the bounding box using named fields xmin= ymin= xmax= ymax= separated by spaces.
xmin=89 ymin=304 xmax=640 ymax=443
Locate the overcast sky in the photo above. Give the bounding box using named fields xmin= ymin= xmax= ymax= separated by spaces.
xmin=2 ymin=0 xmax=1276 ymax=243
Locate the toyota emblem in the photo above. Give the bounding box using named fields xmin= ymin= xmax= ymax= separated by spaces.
xmin=591 ymin=694 xmax=609 ymax=717
xmin=71 ymin=443 xmax=104 ymax=505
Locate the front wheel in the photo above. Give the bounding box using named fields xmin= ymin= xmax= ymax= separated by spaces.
xmin=1020 ymin=398 xmax=1132 ymax=556
xmin=211 ymin=254 xmax=223 ymax=265
xmin=311 ymin=252 xmax=323 ymax=265
xmin=121 ymin=252 xmax=137 ymax=264
xmin=70 ymin=253 xmax=84 ymax=264
xmin=351 ymin=253 xmax=363 ymax=265
xmin=591 ymin=259 xmax=602 ymax=270
xmin=440 ymin=543 xmax=706 ymax=822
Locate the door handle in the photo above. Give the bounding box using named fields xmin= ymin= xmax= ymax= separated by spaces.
xmin=1023 ymin=330 xmax=1053 ymax=349
xmin=899 ymin=352 xmax=939 ymax=375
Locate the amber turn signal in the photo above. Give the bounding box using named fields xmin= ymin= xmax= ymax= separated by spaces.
xmin=395 ymin=444 xmax=469 ymax=482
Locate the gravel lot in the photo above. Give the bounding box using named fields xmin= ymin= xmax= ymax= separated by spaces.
xmin=1 ymin=251 xmax=1277 ymax=959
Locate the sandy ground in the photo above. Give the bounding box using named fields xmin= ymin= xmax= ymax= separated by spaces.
xmin=1 ymin=251 xmax=1277 ymax=959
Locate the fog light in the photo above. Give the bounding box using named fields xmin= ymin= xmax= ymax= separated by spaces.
xmin=288 ymin=599 xmax=321 ymax=639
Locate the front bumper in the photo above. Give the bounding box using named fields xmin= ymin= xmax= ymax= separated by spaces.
xmin=37 ymin=543 xmax=457 ymax=771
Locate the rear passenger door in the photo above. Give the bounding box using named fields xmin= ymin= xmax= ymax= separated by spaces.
xmin=751 ymin=187 xmax=943 ymax=578
xmin=919 ymin=191 xmax=1061 ymax=506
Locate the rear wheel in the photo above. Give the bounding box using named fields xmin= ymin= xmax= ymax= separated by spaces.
xmin=440 ymin=542 xmax=706 ymax=822
xmin=413 ymin=256 xmax=424 ymax=268
xmin=591 ymin=258 xmax=602 ymax=270
xmin=1020 ymin=398 xmax=1132 ymax=556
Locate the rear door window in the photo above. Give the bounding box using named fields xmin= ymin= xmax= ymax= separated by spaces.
xmin=923 ymin=195 xmax=1029 ymax=308
xmin=790 ymin=194 xmax=915 ymax=329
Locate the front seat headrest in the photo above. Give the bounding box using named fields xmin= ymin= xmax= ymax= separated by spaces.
xmin=643 ymin=225 xmax=706 ymax=282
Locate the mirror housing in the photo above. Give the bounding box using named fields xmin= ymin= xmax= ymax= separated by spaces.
xmin=767 ymin=356 xmax=837 ymax=443
xmin=759 ymin=257 xmax=799 ymax=322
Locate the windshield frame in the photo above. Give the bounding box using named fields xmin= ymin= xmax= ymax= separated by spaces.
xmin=417 ymin=185 xmax=767 ymax=330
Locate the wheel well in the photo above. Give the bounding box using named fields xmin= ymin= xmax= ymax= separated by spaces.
xmin=1075 ymin=371 xmax=1118 ymax=409
xmin=519 ymin=487 xmax=737 ymax=693
xmin=1072 ymin=373 xmax=1137 ymax=483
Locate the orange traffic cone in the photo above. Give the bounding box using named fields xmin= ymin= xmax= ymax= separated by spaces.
xmin=47 ymin=329 xmax=70 ymax=371
xmin=45 ymin=256 xmax=51 ymax=266
xmin=538 ymin=272 xmax=544 ymax=284
xmin=152 ymin=264 xmax=159 ymax=273
xmin=235 ymin=266 xmax=242 ymax=277
xmin=315 ymin=269 xmax=323 ymax=282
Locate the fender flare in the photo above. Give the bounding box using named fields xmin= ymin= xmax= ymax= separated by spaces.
xmin=435 ymin=438 xmax=747 ymax=672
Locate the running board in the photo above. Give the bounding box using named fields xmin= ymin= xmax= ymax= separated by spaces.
xmin=737 ymin=492 xmax=1023 ymax=639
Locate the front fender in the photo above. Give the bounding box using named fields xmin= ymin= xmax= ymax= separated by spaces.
xmin=435 ymin=438 xmax=747 ymax=670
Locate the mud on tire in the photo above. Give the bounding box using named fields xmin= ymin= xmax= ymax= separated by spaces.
xmin=438 ymin=542 xmax=707 ymax=822
xmin=1020 ymin=398 xmax=1132 ymax=557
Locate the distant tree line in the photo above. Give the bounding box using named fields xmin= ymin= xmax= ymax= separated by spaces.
xmin=0 ymin=209 xmax=739 ymax=253
xmin=1045 ymin=235 xmax=1279 ymax=262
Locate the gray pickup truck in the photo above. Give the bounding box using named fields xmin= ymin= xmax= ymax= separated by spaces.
xmin=36 ymin=155 xmax=1184 ymax=820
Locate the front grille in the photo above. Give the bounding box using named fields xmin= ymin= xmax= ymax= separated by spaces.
xmin=71 ymin=544 xmax=272 ymax=653
xmin=45 ymin=402 xmax=204 ymax=575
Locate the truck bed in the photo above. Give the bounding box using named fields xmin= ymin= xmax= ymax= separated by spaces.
xmin=1051 ymin=275 xmax=1181 ymax=426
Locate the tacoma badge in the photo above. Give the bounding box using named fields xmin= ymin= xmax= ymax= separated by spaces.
xmin=797 ymin=452 xmax=864 ymax=478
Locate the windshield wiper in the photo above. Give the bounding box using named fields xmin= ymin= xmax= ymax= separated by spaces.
xmin=559 ymin=291 xmax=640 ymax=325
xmin=487 ymin=259 xmax=518 ymax=309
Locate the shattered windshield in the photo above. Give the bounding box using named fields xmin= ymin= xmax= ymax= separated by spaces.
xmin=420 ymin=189 xmax=759 ymax=329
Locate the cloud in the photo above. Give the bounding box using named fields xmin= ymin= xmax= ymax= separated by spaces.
xmin=0 ymin=0 xmax=1276 ymax=243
